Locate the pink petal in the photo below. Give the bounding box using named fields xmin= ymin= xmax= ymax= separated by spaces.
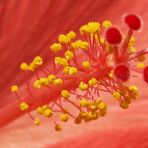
xmin=0 ymin=0 xmax=148 ymax=148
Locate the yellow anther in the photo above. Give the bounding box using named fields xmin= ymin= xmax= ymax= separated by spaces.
xmin=100 ymin=37 xmax=105 ymax=45
xmin=10 ymin=85 xmax=18 ymax=92
xmin=20 ymin=62 xmax=29 ymax=71
xmin=109 ymin=70 xmax=114 ymax=78
xmin=129 ymin=85 xmax=138 ymax=94
xmin=129 ymin=46 xmax=137 ymax=53
xmin=28 ymin=63 xmax=35 ymax=71
xmin=66 ymin=31 xmax=76 ymax=39
xmin=102 ymin=20 xmax=112 ymax=28
xmin=63 ymin=66 xmax=71 ymax=74
xmin=55 ymin=57 xmax=68 ymax=67
xmin=19 ymin=102 xmax=29 ymax=111
xmin=43 ymin=108 xmax=52 ymax=117
xmin=136 ymin=63 xmax=145 ymax=69
xmin=91 ymin=21 xmax=101 ymax=32
xmin=61 ymin=90 xmax=70 ymax=99
xmin=92 ymin=112 xmax=99 ymax=120
xmin=34 ymin=118 xmax=41 ymax=126
xmin=79 ymin=99 xmax=89 ymax=107
xmin=98 ymin=102 xmax=107 ymax=110
xmin=129 ymin=36 xmax=135 ymax=46
xmin=112 ymin=91 xmax=121 ymax=100
xmin=79 ymin=111 xmax=87 ymax=119
xmin=88 ymin=77 xmax=97 ymax=86
xmin=68 ymin=67 xmax=78 ymax=75
xmin=33 ymin=56 xmax=43 ymax=66
xmin=58 ymin=34 xmax=71 ymax=44
xmin=120 ymin=100 xmax=129 ymax=109
xmin=36 ymin=106 xmax=44 ymax=114
xmin=55 ymin=124 xmax=62 ymax=131
xmin=82 ymin=61 xmax=91 ymax=69
xmin=99 ymin=110 xmax=107 ymax=116
xmin=74 ymin=116 xmax=82 ymax=124
xmin=50 ymin=43 xmax=62 ymax=52
xmin=65 ymin=50 xmax=74 ymax=61
xmin=33 ymin=80 xmax=42 ymax=89
xmin=80 ymin=22 xmax=100 ymax=34
xmin=39 ymin=77 xmax=49 ymax=86
xmin=53 ymin=78 xmax=63 ymax=85
xmin=71 ymin=40 xmax=89 ymax=50
xmin=47 ymin=74 xmax=56 ymax=84
xmin=42 ymin=104 xmax=48 ymax=110
xmin=79 ymin=81 xmax=88 ymax=91
xmin=86 ymin=111 xmax=94 ymax=121
xmin=80 ymin=24 xmax=88 ymax=35
xmin=60 ymin=113 xmax=69 ymax=122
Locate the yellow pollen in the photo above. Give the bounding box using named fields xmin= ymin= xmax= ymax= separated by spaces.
xmin=36 ymin=106 xmax=44 ymax=114
xmin=65 ymin=50 xmax=74 ymax=61
xmin=33 ymin=56 xmax=43 ymax=66
xmin=79 ymin=81 xmax=88 ymax=91
xmin=68 ymin=67 xmax=78 ymax=75
xmin=33 ymin=80 xmax=42 ymax=89
xmin=112 ymin=91 xmax=121 ymax=100
xmin=66 ymin=31 xmax=76 ymax=39
xmin=55 ymin=57 xmax=68 ymax=67
xmin=129 ymin=46 xmax=137 ymax=53
xmin=79 ymin=99 xmax=89 ymax=107
xmin=82 ymin=61 xmax=91 ymax=69
xmin=19 ymin=102 xmax=29 ymax=111
xmin=80 ymin=22 xmax=100 ymax=34
xmin=61 ymin=90 xmax=70 ymax=99
xmin=34 ymin=118 xmax=41 ymax=126
xmin=136 ymin=63 xmax=145 ymax=69
xmin=43 ymin=108 xmax=52 ymax=117
xmin=102 ymin=20 xmax=112 ymax=28
xmin=50 ymin=43 xmax=62 ymax=52
xmin=71 ymin=40 xmax=89 ymax=50
xmin=60 ymin=113 xmax=69 ymax=122
xmin=129 ymin=85 xmax=138 ymax=94
xmin=10 ymin=85 xmax=18 ymax=92
xmin=88 ymin=78 xmax=97 ymax=86
xmin=98 ymin=102 xmax=107 ymax=110
xmin=53 ymin=78 xmax=63 ymax=85
xmin=20 ymin=62 xmax=29 ymax=71
xmin=58 ymin=34 xmax=71 ymax=44
xmin=120 ymin=101 xmax=129 ymax=109
xmin=47 ymin=74 xmax=56 ymax=84
xmin=55 ymin=124 xmax=62 ymax=131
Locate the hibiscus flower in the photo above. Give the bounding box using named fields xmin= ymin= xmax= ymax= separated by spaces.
xmin=0 ymin=0 xmax=148 ymax=148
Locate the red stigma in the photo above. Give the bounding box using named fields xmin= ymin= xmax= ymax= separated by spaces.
xmin=106 ymin=27 xmax=122 ymax=44
xmin=125 ymin=14 xmax=141 ymax=31
xmin=143 ymin=66 xmax=148 ymax=83
xmin=114 ymin=64 xmax=130 ymax=81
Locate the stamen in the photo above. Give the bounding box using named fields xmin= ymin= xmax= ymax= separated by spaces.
xmin=10 ymin=14 xmax=148 ymax=132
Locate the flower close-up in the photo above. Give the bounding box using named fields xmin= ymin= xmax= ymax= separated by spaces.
xmin=0 ymin=0 xmax=148 ymax=148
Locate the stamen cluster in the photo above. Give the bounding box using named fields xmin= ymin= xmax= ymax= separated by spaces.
xmin=10 ymin=14 xmax=148 ymax=132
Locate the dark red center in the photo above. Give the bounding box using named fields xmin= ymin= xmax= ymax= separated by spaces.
xmin=114 ymin=64 xmax=130 ymax=81
xmin=106 ymin=27 xmax=122 ymax=44
xmin=143 ymin=66 xmax=148 ymax=83
xmin=125 ymin=14 xmax=141 ymax=31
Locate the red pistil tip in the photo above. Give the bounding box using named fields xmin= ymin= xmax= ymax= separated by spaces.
xmin=125 ymin=14 xmax=141 ymax=31
xmin=114 ymin=64 xmax=130 ymax=82
xmin=106 ymin=27 xmax=122 ymax=44
xmin=143 ymin=66 xmax=148 ymax=83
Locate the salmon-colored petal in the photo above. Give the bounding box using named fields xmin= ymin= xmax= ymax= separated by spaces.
xmin=0 ymin=0 xmax=148 ymax=148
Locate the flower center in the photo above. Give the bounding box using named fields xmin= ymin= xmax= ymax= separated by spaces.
xmin=10 ymin=14 xmax=148 ymax=132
